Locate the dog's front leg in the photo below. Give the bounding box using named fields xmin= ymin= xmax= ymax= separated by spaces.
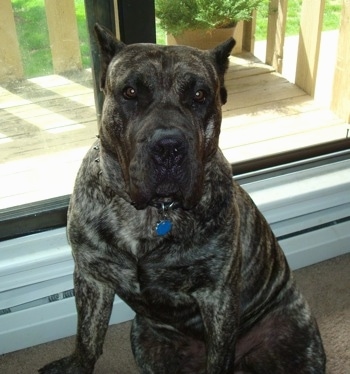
xmin=39 ymin=267 xmax=115 ymax=374
xmin=194 ymin=287 xmax=239 ymax=374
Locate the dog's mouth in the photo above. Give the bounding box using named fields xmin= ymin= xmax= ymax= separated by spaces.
xmin=149 ymin=196 xmax=181 ymax=211
xmin=129 ymin=171 xmax=204 ymax=210
xmin=130 ymin=189 xmax=180 ymax=210
xmin=130 ymin=176 xmax=187 ymax=210
xmin=131 ymin=191 xmax=188 ymax=211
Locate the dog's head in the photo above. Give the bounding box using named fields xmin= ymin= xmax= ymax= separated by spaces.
xmin=94 ymin=24 xmax=235 ymax=210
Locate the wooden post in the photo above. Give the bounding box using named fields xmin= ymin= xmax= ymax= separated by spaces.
xmin=0 ymin=0 xmax=24 ymax=80
xmin=114 ymin=0 xmax=121 ymax=40
xmin=295 ymin=0 xmax=325 ymax=97
xmin=242 ymin=11 xmax=257 ymax=54
xmin=45 ymin=0 xmax=82 ymax=73
xmin=265 ymin=0 xmax=288 ymax=73
xmin=233 ymin=21 xmax=243 ymax=54
xmin=331 ymin=1 xmax=350 ymax=123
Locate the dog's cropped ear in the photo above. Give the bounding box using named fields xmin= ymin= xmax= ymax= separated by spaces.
xmin=211 ymin=37 xmax=236 ymax=76
xmin=211 ymin=38 xmax=235 ymax=104
xmin=94 ymin=23 xmax=125 ymax=90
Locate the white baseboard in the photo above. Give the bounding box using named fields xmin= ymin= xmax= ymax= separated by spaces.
xmin=0 ymin=228 xmax=135 ymax=354
xmin=0 ymin=292 xmax=134 ymax=355
xmin=280 ymin=220 xmax=350 ymax=270
xmin=0 ymin=158 xmax=349 ymax=354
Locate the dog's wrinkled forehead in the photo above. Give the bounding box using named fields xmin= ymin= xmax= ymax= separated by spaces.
xmin=94 ymin=23 xmax=235 ymax=96
xmin=106 ymin=44 xmax=217 ymax=91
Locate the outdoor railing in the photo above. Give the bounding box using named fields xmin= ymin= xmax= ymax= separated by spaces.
xmin=1 ymin=0 xmax=83 ymax=79
xmin=263 ymin=0 xmax=349 ymax=123
xmin=1 ymin=0 xmax=349 ymax=122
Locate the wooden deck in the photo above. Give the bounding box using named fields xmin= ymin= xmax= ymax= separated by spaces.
xmin=222 ymin=53 xmax=347 ymax=162
xmin=0 ymin=53 xmax=348 ymax=210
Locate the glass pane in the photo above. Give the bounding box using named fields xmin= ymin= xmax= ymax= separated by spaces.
xmin=0 ymin=0 xmax=96 ymax=210
xmin=1 ymin=0 xmax=347 ymax=214
xmin=155 ymin=0 xmax=347 ymax=165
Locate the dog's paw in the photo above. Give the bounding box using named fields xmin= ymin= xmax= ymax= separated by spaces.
xmin=39 ymin=356 xmax=93 ymax=374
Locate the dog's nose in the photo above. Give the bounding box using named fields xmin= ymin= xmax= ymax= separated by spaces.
xmin=151 ymin=130 xmax=186 ymax=169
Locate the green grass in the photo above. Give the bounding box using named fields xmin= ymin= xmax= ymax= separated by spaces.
xmin=12 ymin=0 xmax=90 ymax=78
xmin=13 ymin=0 xmax=51 ymax=77
xmin=12 ymin=0 xmax=342 ymax=78
xmin=255 ymin=0 xmax=342 ymax=40
xmin=74 ymin=0 xmax=90 ymax=67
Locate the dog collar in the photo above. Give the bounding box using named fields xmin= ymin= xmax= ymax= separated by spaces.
xmin=151 ymin=201 xmax=179 ymax=236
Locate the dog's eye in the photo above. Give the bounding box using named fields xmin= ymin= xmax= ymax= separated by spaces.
xmin=123 ymin=87 xmax=137 ymax=100
xmin=193 ymin=90 xmax=206 ymax=104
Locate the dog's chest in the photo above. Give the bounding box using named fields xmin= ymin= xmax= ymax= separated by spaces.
xmin=116 ymin=241 xmax=216 ymax=328
xmin=135 ymin=251 xmax=211 ymax=329
xmin=138 ymin=256 xmax=208 ymax=293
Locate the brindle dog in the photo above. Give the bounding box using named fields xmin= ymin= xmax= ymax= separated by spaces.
xmin=40 ymin=24 xmax=326 ymax=374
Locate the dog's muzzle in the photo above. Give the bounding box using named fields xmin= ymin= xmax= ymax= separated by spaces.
xmin=150 ymin=129 xmax=188 ymax=197
xmin=129 ymin=125 xmax=204 ymax=211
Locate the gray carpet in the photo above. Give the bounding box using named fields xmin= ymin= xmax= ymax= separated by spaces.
xmin=1 ymin=253 xmax=349 ymax=374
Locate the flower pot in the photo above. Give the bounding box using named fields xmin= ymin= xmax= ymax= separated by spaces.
xmin=167 ymin=26 xmax=236 ymax=52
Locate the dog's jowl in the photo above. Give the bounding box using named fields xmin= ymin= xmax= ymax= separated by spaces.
xmin=39 ymin=24 xmax=326 ymax=374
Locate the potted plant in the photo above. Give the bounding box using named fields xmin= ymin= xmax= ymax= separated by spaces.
xmin=156 ymin=0 xmax=267 ymax=51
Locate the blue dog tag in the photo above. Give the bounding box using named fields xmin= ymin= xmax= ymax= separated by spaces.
xmin=155 ymin=219 xmax=172 ymax=236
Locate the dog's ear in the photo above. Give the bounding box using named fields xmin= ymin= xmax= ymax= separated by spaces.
xmin=211 ymin=37 xmax=236 ymax=76
xmin=94 ymin=23 xmax=125 ymax=91
xmin=210 ymin=38 xmax=235 ymax=104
